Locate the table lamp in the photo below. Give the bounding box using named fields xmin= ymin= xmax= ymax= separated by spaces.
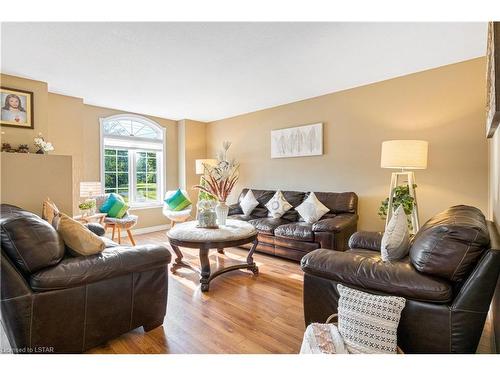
xmin=79 ymin=181 xmax=102 ymax=215
xmin=195 ymin=159 xmax=218 ymax=175
xmin=381 ymin=140 xmax=428 ymax=233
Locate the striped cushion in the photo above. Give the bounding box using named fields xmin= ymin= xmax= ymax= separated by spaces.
xmin=100 ymin=193 xmax=129 ymax=218
xmin=165 ymin=189 xmax=191 ymax=211
xmin=337 ymin=284 xmax=406 ymax=354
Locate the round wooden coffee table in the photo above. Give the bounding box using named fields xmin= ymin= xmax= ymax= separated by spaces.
xmin=167 ymin=219 xmax=259 ymax=292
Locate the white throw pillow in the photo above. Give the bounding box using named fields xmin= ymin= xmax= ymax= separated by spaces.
xmin=381 ymin=205 xmax=410 ymax=262
xmin=337 ymin=284 xmax=406 ymax=354
xmin=265 ymin=190 xmax=292 ymax=218
xmin=296 ymin=192 xmax=329 ymax=224
xmin=240 ymin=189 xmax=259 ymax=216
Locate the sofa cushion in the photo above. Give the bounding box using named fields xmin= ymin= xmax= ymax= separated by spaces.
xmin=57 ymin=214 xmax=106 ymax=256
xmin=410 ymin=205 xmax=490 ymax=282
xmin=265 ymin=190 xmax=293 ymax=218
xmin=0 ymin=206 xmax=65 ymax=274
xmin=275 ymin=222 xmax=315 ymax=242
xmin=240 ymin=189 xmax=259 ymax=216
xmin=248 ymin=217 xmax=290 ymax=235
xmin=301 ymin=248 xmax=453 ymax=303
xmin=29 ymin=244 xmax=171 ymax=291
xmin=229 ymin=214 xmax=253 ymax=222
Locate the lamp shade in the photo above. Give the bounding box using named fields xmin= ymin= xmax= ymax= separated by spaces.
xmin=381 ymin=140 xmax=428 ymax=169
xmin=80 ymin=181 xmax=102 ymax=198
xmin=195 ymin=159 xmax=218 ymax=175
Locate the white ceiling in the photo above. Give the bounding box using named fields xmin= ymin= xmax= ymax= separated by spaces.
xmin=0 ymin=22 xmax=488 ymax=122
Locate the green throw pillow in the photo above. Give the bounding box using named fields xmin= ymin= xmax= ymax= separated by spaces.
xmin=165 ymin=189 xmax=191 ymax=211
xmin=107 ymin=199 xmax=129 ymax=218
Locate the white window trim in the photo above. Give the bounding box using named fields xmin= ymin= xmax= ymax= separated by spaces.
xmin=99 ymin=114 xmax=166 ymax=208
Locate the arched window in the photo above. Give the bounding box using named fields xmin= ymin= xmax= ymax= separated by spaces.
xmin=100 ymin=114 xmax=165 ymax=206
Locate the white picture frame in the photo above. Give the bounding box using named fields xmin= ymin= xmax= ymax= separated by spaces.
xmin=271 ymin=122 xmax=323 ymax=158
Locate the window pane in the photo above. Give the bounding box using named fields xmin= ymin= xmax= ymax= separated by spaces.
xmin=117 ymin=173 xmax=129 ymax=188
xmin=117 ymin=157 xmax=128 ymax=172
xmin=105 ymin=173 xmax=116 ymax=189
xmin=105 ymin=188 xmax=117 ymax=194
xmin=136 ymin=173 xmax=146 ymax=185
xmin=147 ymin=152 xmax=156 ymax=158
xmin=137 ymin=155 xmax=146 ymax=172
xmin=105 ymin=155 xmax=116 ymax=171
xmin=117 ymin=150 xmax=128 ymax=157
xmin=147 ymin=186 xmax=157 ymax=201
xmin=146 ymin=173 xmax=156 ymax=184
xmin=136 ymin=188 xmax=146 ymax=202
xmin=117 ymin=189 xmax=129 ymax=203
xmin=105 ymin=149 xmax=116 ymax=156
xmin=147 ymin=157 xmax=157 ymax=172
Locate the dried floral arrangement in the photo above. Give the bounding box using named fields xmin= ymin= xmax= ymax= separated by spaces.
xmin=194 ymin=141 xmax=239 ymax=203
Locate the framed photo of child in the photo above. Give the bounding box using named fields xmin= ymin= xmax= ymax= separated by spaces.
xmin=0 ymin=86 xmax=34 ymax=129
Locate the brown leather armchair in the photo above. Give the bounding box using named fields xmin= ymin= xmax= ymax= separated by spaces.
xmin=301 ymin=205 xmax=500 ymax=353
xmin=0 ymin=204 xmax=171 ymax=353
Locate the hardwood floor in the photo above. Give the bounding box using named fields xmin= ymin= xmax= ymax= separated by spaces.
xmin=0 ymin=229 xmax=495 ymax=354
xmin=87 ymin=230 xmax=305 ymax=354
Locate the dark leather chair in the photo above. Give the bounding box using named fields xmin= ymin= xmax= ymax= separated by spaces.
xmin=301 ymin=205 xmax=500 ymax=353
xmin=229 ymin=189 xmax=358 ymax=261
xmin=0 ymin=204 xmax=171 ymax=353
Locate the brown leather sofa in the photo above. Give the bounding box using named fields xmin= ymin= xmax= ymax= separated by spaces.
xmin=301 ymin=205 xmax=500 ymax=353
xmin=0 ymin=204 xmax=171 ymax=353
xmin=229 ymin=189 xmax=358 ymax=261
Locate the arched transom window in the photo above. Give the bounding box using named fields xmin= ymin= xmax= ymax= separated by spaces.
xmin=100 ymin=114 xmax=165 ymax=206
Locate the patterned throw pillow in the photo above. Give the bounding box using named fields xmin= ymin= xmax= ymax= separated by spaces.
xmin=100 ymin=193 xmax=129 ymax=218
xmin=381 ymin=205 xmax=410 ymax=261
xmin=296 ymin=192 xmax=329 ymax=224
xmin=265 ymin=190 xmax=292 ymax=218
xmin=337 ymin=284 xmax=406 ymax=354
xmin=240 ymin=189 xmax=259 ymax=216
xmin=165 ymin=189 xmax=191 ymax=211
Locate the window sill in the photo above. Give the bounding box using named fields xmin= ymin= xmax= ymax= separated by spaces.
xmin=128 ymin=203 xmax=163 ymax=211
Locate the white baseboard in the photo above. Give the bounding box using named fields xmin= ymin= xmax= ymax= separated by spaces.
xmin=115 ymin=224 xmax=171 ymax=237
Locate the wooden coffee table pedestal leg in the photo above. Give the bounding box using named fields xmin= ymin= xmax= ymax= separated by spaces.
xmin=167 ymin=233 xmax=259 ymax=293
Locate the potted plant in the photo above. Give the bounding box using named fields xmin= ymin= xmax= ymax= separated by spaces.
xmin=34 ymin=133 xmax=54 ymax=154
xmin=378 ymin=184 xmax=417 ymax=230
xmin=194 ymin=141 xmax=239 ymax=226
xmin=78 ymin=200 xmax=96 ymax=217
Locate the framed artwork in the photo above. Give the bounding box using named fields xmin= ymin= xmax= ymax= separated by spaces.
xmin=486 ymin=22 xmax=500 ymax=138
xmin=0 ymin=86 xmax=34 ymax=129
xmin=271 ymin=122 xmax=323 ymax=158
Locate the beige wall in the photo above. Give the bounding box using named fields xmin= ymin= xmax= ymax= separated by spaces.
xmin=207 ymin=58 xmax=489 ymax=231
xmin=177 ymin=119 xmax=207 ymax=205
xmin=1 ymin=153 xmax=73 ymax=215
xmin=489 ymin=128 xmax=500 ymax=231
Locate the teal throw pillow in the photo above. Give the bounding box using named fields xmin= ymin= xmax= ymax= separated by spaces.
xmin=107 ymin=199 xmax=129 ymax=218
xmin=165 ymin=189 xmax=191 ymax=211
xmin=100 ymin=193 xmax=124 ymax=213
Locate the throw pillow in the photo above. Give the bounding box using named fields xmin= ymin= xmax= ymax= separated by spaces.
xmin=57 ymin=213 xmax=106 ymax=256
xmin=240 ymin=189 xmax=259 ymax=216
xmin=296 ymin=192 xmax=329 ymax=224
xmin=381 ymin=205 xmax=410 ymax=262
xmin=165 ymin=189 xmax=192 ymax=211
xmin=265 ymin=190 xmax=292 ymax=218
xmin=100 ymin=193 xmax=124 ymax=213
xmin=337 ymin=284 xmax=406 ymax=354
xmin=42 ymin=198 xmax=60 ymax=225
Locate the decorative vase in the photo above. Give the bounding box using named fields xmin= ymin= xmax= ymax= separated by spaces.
xmin=36 ymin=149 xmax=44 ymax=154
xmin=197 ymin=200 xmax=218 ymax=228
xmin=215 ymin=201 xmax=229 ymax=226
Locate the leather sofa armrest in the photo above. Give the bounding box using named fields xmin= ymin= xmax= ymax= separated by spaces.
xmin=85 ymin=223 xmax=106 ymax=237
xmin=348 ymin=231 xmax=383 ymax=251
xmin=229 ymin=203 xmax=242 ymax=215
xmin=312 ymin=214 xmax=358 ymax=233
xmin=30 ymin=245 xmax=171 ymax=291
xmin=300 ymin=248 xmax=452 ymax=302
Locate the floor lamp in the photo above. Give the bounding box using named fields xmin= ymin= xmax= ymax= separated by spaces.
xmin=381 ymin=140 xmax=428 ymax=234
